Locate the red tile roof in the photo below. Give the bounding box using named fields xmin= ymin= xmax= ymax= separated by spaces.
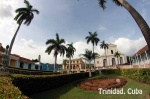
xmin=20 ymin=57 xmax=34 ymax=64
xmin=11 ymin=54 xmax=34 ymax=64
xmin=132 ymin=45 xmax=148 ymax=57
xmin=0 ymin=46 xmax=5 ymax=52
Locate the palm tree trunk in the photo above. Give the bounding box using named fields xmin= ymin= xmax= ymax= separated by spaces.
xmin=54 ymin=55 xmax=57 ymax=72
xmin=69 ymin=57 xmax=71 ymax=73
xmin=7 ymin=23 xmax=22 ymax=66
xmin=105 ymin=49 xmax=107 ymax=67
xmin=93 ymin=44 xmax=95 ymax=69
xmin=89 ymin=61 xmax=92 ymax=77
xmin=118 ymin=0 xmax=150 ymax=49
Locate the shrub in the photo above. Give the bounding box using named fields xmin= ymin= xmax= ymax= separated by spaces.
xmin=11 ymin=72 xmax=97 ymax=95
xmin=0 ymin=77 xmax=27 ymax=99
xmin=100 ymin=68 xmax=150 ymax=85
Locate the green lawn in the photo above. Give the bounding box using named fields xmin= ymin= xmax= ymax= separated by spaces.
xmin=29 ymin=74 xmax=150 ymax=99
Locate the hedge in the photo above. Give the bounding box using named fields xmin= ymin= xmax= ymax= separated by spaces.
xmin=0 ymin=77 xmax=27 ymax=99
xmin=11 ymin=72 xmax=97 ymax=95
xmin=7 ymin=66 xmax=58 ymax=75
xmin=100 ymin=68 xmax=150 ymax=85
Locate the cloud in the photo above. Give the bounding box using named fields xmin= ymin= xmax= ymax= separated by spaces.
xmin=10 ymin=37 xmax=147 ymax=64
xmin=0 ymin=4 xmax=13 ymax=18
xmin=113 ymin=37 xmax=146 ymax=56
xmin=21 ymin=38 xmax=36 ymax=49
xmin=98 ymin=26 xmax=106 ymax=31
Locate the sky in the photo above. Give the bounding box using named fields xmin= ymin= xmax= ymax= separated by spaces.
xmin=0 ymin=0 xmax=150 ymax=64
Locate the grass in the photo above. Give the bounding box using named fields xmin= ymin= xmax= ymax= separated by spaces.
xmin=29 ymin=74 xmax=150 ymax=99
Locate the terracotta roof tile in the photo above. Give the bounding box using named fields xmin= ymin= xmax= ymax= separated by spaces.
xmin=20 ymin=57 xmax=34 ymax=64
xmin=0 ymin=46 xmax=5 ymax=52
xmin=132 ymin=45 xmax=148 ymax=57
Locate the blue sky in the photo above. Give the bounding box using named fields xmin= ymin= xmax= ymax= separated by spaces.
xmin=0 ymin=0 xmax=149 ymax=63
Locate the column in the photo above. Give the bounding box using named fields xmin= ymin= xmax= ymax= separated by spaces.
xmin=136 ymin=54 xmax=140 ymax=68
xmin=139 ymin=54 xmax=143 ymax=68
xmin=145 ymin=51 xmax=149 ymax=64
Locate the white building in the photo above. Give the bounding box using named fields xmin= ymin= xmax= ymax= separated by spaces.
xmin=132 ymin=45 xmax=150 ymax=68
xmin=96 ymin=44 xmax=127 ymax=68
xmin=0 ymin=43 xmax=40 ymax=70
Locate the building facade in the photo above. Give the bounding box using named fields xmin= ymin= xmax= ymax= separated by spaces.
xmin=132 ymin=45 xmax=150 ymax=68
xmin=40 ymin=63 xmax=62 ymax=71
xmin=63 ymin=58 xmax=85 ymax=71
xmin=96 ymin=44 xmax=127 ymax=68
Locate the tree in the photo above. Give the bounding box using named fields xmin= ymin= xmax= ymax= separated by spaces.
xmin=79 ymin=49 xmax=99 ymax=77
xmin=100 ymin=41 xmax=108 ymax=67
xmin=85 ymin=32 xmax=100 ymax=68
xmin=45 ymin=33 xmax=66 ymax=72
xmin=98 ymin=0 xmax=150 ymax=50
xmin=7 ymin=0 xmax=39 ymax=66
xmin=66 ymin=43 xmax=76 ymax=73
xmin=62 ymin=59 xmax=67 ymax=69
xmin=114 ymin=51 xmax=121 ymax=66
xmin=1 ymin=45 xmax=9 ymax=70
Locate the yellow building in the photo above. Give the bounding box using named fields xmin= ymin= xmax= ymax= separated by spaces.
xmin=63 ymin=58 xmax=93 ymax=72
xmin=63 ymin=58 xmax=87 ymax=72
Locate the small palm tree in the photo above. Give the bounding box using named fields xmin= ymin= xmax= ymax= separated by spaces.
xmin=80 ymin=49 xmax=99 ymax=77
xmin=85 ymin=32 xmax=100 ymax=68
xmin=45 ymin=33 xmax=66 ymax=72
xmin=62 ymin=59 xmax=67 ymax=69
xmin=98 ymin=0 xmax=150 ymax=50
xmin=66 ymin=43 xmax=76 ymax=73
xmin=1 ymin=45 xmax=9 ymax=70
xmin=7 ymin=0 xmax=39 ymax=66
xmin=100 ymin=41 xmax=108 ymax=67
xmin=114 ymin=51 xmax=121 ymax=66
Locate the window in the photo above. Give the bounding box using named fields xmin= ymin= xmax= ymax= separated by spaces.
xmin=111 ymin=50 xmax=113 ymax=54
xmin=20 ymin=62 xmax=24 ymax=68
xmin=97 ymin=61 xmax=99 ymax=64
xmin=28 ymin=64 xmax=31 ymax=69
xmin=35 ymin=65 xmax=39 ymax=70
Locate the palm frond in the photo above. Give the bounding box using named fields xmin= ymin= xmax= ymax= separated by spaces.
xmin=24 ymin=0 xmax=30 ymax=8
xmin=31 ymin=9 xmax=39 ymax=14
xmin=46 ymin=39 xmax=56 ymax=45
xmin=112 ymin=0 xmax=122 ymax=6
xmin=15 ymin=8 xmax=27 ymax=13
xmin=98 ymin=0 xmax=107 ymax=10
xmin=56 ymin=33 xmax=60 ymax=41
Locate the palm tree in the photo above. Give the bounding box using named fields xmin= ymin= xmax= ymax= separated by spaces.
xmin=114 ymin=51 xmax=121 ymax=66
xmin=45 ymin=33 xmax=66 ymax=72
xmin=79 ymin=49 xmax=99 ymax=77
xmin=98 ymin=0 xmax=150 ymax=50
xmin=85 ymin=32 xmax=100 ymax=68
xmin=100 ymin=41 xmax=108 ymax=67
xmin=66 ymin=43 xmax=76 ymax=73
xmin=62 ymin=59 xmax=67 ymax=70
xmin=7 ymin=0 xmax=39 ymax=66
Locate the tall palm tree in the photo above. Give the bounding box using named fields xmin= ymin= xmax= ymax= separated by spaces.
xmin=45 ymin=33 xmax=66 ymax=72
xmin=7 ymin=0 xmax=39 ymax=66
xmin=85 ymin=32 xmax=100 ymax=68
xmin=79 ymin=49 xmax=99 ymax=77
xmin=66 ymin=43 xmax=76 ymax=73
xmin=100 ymin=41 xmax=108 ymax=67
xmin=114 ymin=51 xmax=121 ymax=65
xmin=98 ymin=0 xmax=150 ymax=50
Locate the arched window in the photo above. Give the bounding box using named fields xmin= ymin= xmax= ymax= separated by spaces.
xmin=120 ymin=57 xmax=123 ymax=64
xmin=112 ymin=58 xmax=116 ymax=66
xmin=103 ymin=59 xmax=106 ymax=67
